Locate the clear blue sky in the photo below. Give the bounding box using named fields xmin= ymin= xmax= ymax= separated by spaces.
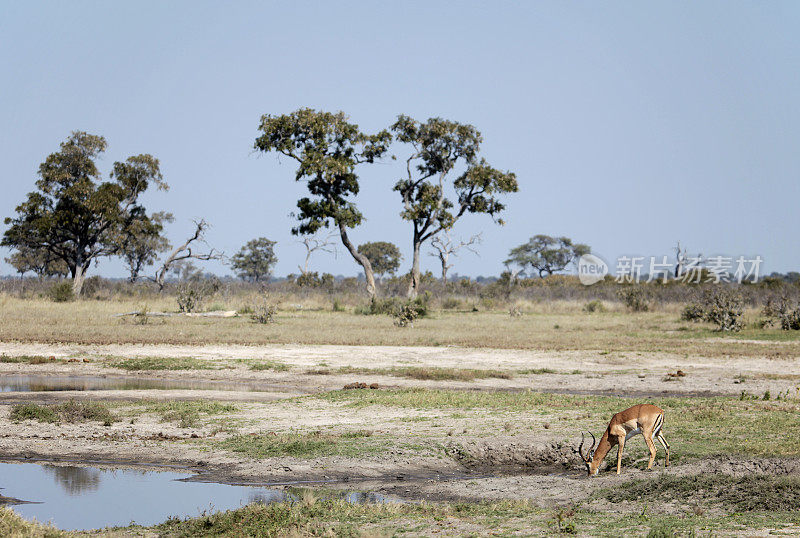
xmin=1 ymin=1 xmax=798 ymax=279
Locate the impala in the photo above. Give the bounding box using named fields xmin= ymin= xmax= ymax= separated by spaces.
xmin=577 ymin=403 xmax=670 ymax=476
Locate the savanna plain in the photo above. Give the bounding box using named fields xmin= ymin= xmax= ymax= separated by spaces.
xmin=1 ymin=290 xmax=799 ymax=537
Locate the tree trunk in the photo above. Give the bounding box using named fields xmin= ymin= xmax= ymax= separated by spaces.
xmin=72 ymin=264 xmax=87 ymax=296
xmin=407 ymin=236 xmax=422 ymax=298
xmin=441 ymin=258 xmax=448 ymax=285
xmin=338 ymin=222 xmax=376 ymax=298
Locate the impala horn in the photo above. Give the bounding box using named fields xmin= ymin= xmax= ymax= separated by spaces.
xmin=578 ymin=432 xmax=588 ymax=462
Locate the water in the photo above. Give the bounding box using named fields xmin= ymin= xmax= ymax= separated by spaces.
xmin=0 ymin=461 xmax=396 ymax=531
xmin=0 ymin=375 xmax=287 ymax=393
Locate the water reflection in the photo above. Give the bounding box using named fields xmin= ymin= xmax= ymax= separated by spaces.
xmin=2 ymin=461 xmax=401 ymax=531
xmin=42 ymin=465 xmax=101 ymax=495
xmin=0 ymin=375 xmax=284 ymax=393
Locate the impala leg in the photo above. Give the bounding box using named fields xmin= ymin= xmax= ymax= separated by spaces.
xmin=616 ymin=436 xmax=625 ymax=475
xmin=656 ymin=432 xmax=670 ymax=467
xmin=644 ymin=432 xmax=657 ymax=470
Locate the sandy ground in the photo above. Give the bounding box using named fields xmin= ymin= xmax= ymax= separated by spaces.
xmin=1 ymin=341 xmax=798 ymax=398
xmin=0 ymin=342 xmax=798 ymax=511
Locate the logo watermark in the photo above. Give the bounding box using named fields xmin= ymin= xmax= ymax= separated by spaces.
xmin=579 ymin=254 xmax=763 ymax=286
xmin=578 ymin=254 xmax=608 ymax=285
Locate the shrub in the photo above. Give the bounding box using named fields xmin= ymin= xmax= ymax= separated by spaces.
xmin=680 ymin=302 xmax=705 ymax=322
xmin=617 ymin=287 xmax=649 ymax=312
xmin=47 ymin=281 xmax=74 ymax=302
xmin=9 ymin=403 xmax=58 ymax=423
xmin=762 ymin=296 xmax=800 ymax=330
xmin=701 ymin=287 xmax=744 ymax=332
xmin=331 ymin=299 xmax=345 ymax=312
xmin=176 ymin=277 xmax=221 ymax=313
xmin=508 ymin=306 xmax=523 ymax=317
xmin=394 ymin=303 xmax=421 ymax=327
xmin=252 ymin=299 xmax=277 ymax=324
xmin=583 ymin=300 xmax=606 ymax=313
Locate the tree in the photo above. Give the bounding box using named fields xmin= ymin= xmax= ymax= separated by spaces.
xmin=357 ymin=241 xmax=402 ymax=280
xmin=231 ymin=237 xmax=277 ymax=282
xmin=429 ymin=230 xmax=481 ymax=284
xmin=298 ymin=231 xmax=337 ymax=275
xmin=1 ymin=132 xmax=167 ymax=295
xmin=5 ymin=245 xmax=69 ymax=279
xmin=117 ymin=211 xmax=173 ymax=282
xmin=150 ymin=219 xmax=223 ymax=291
xmin=254 ymin=109 xmax=391 ymax=297
xmin=505 ymin=235 xmax=590 ymax=278
xmin=391 ymin=115 xmax=518 ymax=297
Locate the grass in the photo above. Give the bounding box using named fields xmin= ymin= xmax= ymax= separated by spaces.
xmin=601 ymin=473 xmax=800 ymax=513
xmin=0 ymin=354 xmax=65 ymax=364
xmin=108 ymin=356 xmax=214 ymax=371
xmin=249 ymin=360 xmax=290 ymax=372
xmin=138 ymin=400 xmax=237 ymax=428
xmin=316 ymin=389 xmax=800 ymax=459
xmin=9 ymin=401 xmax=115 ymax=425
xmin=219 ymin=430 xmax=375 ymax=458
xmin=127 ymin=497 xmax=800 ymax=536
xmin=0 ymin=507 xmax=64 ymax=537
xmin=332 ymin=365 xmax=513 ymax=381
xmin=1 ymin=296 xmax=798 ymax=356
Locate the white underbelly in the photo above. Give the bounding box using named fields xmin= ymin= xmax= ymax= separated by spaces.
xmin=625 ymin=428 xmax=642 ymax=441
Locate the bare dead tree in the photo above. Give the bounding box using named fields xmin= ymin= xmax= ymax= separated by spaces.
xmin=298 ymin=231 xmax=337 ymax=275
xmin=429 ymin=230 xmax=482 ymax=284
xmin=674 ymin=241 xmax=688 ymax=278
xmin=149 ymin=219 xmax=223 ymax=291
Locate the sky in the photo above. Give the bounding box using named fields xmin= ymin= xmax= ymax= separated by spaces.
xmin=1 ymin=1 xmax=798 ymax=280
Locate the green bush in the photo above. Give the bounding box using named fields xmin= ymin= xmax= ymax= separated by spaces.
xmin=9 ymin=403 xmax=58 ymax=423
xmin=47 ymin=281 xmax=74 ymax=302
xmin=680 ymin=302 xmax=705 ymax=322
xmin=617 ymin=287 xmax=649 ymax=312
xmin=701 ymin=287 xmax=744 ymax=332
xmin=583 ymin=300 xmax=606 ymax=313
xmin=394 ymin=303 xmax=421 ymax=327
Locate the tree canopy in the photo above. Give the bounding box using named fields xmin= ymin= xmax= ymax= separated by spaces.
xmin=231 ymin=237 xmax=278 ymax=282
xmin=357 ymin=241 xmax=402 ymax=278
xmin=1 ymin=131 xmax=167 ymax=294
xmin=391 ymin=115 xmax=518 ymax=296
xmin=254 ymin=108 xmax=391 ymax=296
xmin=117 ymin=211 xmax=173 ymax=282
xmin=505 ymin=235 xmax=591 ymax=278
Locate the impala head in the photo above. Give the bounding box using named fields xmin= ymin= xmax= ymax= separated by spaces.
xmin=577 ymin=432 xmax=599 ymax=476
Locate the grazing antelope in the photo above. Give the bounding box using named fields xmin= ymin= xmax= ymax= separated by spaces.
xmin=577 ymin=403 xmax=670 ymax=476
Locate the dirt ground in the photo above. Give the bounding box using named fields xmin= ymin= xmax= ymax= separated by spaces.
xmin=0 ymin=342 xmax=798 ymax=517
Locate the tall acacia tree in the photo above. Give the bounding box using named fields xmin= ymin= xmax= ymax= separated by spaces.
xmin=254 ymin=109 xmax=391 ymax=297
xmin=2 ymin=132 xmax=167 ymax=295
xmin=391 ymin=115 xmax=518 ymax=297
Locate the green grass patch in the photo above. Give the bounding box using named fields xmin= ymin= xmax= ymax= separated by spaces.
xmin=219 ymin=430 xmax=375 ymax=458
xmin=335 ymin=365 xmax=512 ymax=381
xmin=9 ymin=401 xmax=115 ymax=425
xmin=132 ymin=497 xmax=800 ymax=536
xmin=316 ymin=389 xmax=800 ymax=459
xmin=109 ymin=356 xmax=214 ymax=371
xmin=601 ymin=473 xmax=800 ymax=513
xmin=139 ymin=400 xmax=237 ymax=428
xmin=0 ymin=354 xmax=64 ymax=364
xmin=9 ymin=403 xmax=59 ymax=423
xmin=249 ymin=360 xmax=290 ymax=372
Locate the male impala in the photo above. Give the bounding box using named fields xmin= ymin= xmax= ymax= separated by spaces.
xmin=577 ymin=403 xmax=670 ymax=476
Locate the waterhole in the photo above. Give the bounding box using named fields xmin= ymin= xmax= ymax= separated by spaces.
xmin=0 ymin=461 xmax=398 ymax=530
xmin=0 ymin=375 xmax=288 ymax=393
